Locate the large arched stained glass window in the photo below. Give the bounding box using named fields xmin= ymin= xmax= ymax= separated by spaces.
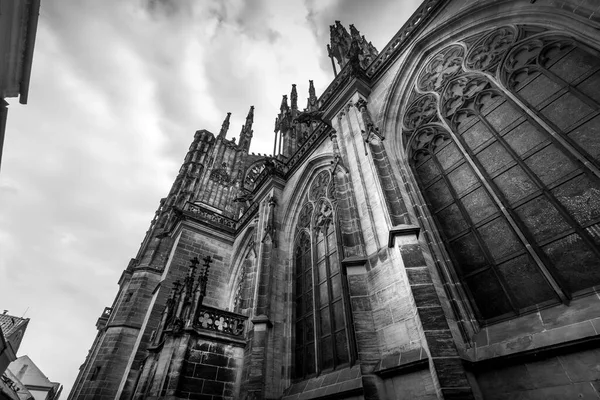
xmin=404 ymin=26 xmax=600 ymax=324
xmin=293 ymin=171 xmax=352 ymax=379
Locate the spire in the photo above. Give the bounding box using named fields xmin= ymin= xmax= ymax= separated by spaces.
xmin=280 ymin=95 xmax=289 ymax=112
xmin=218 ymin=112 xmax=231 ymax=138
xmin=239 ymin=105 xmax=254 ymax=151
xmin=349 ymin=24 xmax=361 ymax=40
xmin=307 ymin=80 xmax=318 ymax=111
xmin=244 ymin=105 xmax=254 ymax=131
xmin=290 ymin=84 xmax=298 ymax=111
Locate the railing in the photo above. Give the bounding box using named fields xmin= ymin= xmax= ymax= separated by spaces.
xmin=195 ymin=305 xmax=247 ymax=337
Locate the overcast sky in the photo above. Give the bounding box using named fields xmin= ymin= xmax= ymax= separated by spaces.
xmin=0 ymin=0 xmax=421 ymax=395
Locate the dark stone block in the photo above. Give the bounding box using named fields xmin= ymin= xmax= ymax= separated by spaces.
xmin=406 ymin=267 xmax=432 ymax=285
xmin=194 ymin=365 xmax=218 ymax=380
xmin=412 ymin=285 xmax=441 ymax=307
xmin=178 ymin=377 xmax=204 ymax=393
xmin=440 ymin=387 xmax=475 ymax=400
xmin=182 ymin=361 xmax=196 ymax=377
xmin=188 ymin=393 xmax=212 ymax=400
xmin=433 ymin=358 xmax=469 ymax=388
xmin=418 ymin=306 xmax=450 ymax=330
xmin=188 ymin=350 xmax=204 ymax=363
xmin=216 ymin=367 xmax=237 ymax=383
xmin=400 ymin=244 xmax=427 ymax=267
xmin=425 ymin=330 xmax=458 ymax=357
xmin=210 ymin=343 xmax=226 ymax=355
xmin=202 ymin=380 xmax=225 ymax=396
xmin=203 ymin=353 xmax=229 ymax=368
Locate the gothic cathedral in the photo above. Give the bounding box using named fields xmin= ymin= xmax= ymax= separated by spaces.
xmin=68 ymin=0 xmax=600 ymax=399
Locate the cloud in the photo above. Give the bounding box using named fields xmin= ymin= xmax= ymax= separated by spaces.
xmin=0 ymin=0 xmax=421 ymax=395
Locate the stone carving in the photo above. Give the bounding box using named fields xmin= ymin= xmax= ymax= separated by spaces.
xmin=418 ymin=45 xmax=464 ymax=92
xmin=403 ymin=94 xmax=438 ymax=130
xmin=410 ymin=125 xmax=451 ymax=160
xmin=327 ymin=178 xmax=337 ymax=202
xmin=356 ymin=98 xmax=384 ymax=142
xmin=298 ymin=203 xmax=313 ymax=228
xmin=441 ymin=75 xmax=490 ymax=118
xmin=209 ymin=168 xmax=230 ymax=184
xmin=502 ymin=36 xmax=577 ymax=87
xmin=244 ymin=163 xmax=266 ymax=189
xmin=314 ymin=200 xmax=334 ymax=231
xmin=309 ymin=171 xmax=330 ymax=201
xmin=466 ymin=26 xmax=518 ymax=71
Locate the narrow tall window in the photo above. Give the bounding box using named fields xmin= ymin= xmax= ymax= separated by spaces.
xmin=293 ymin=171 xmax=352 ymax=379
xmin=294 ymin=232 xmax=315 ymax=378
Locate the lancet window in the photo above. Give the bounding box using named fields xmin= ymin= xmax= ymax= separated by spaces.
xmin=404 ymin=26 xmax=600 ymax=323
xmin=293 ymin=170 xmax=352 ymax=379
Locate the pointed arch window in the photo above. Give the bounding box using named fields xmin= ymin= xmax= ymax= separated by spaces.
xmin=293 ymin=171 xmax=352 ymax=379
xmin=404 ymin=26 xmax=600 ymax=324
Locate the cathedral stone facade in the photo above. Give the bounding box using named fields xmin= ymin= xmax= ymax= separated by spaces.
xmin=68 ymin=0 xmax=600 ymax=399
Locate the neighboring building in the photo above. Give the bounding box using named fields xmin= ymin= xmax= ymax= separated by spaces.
xmin=0 ymin=313 xmax=30 ymax=400
xmin=0 ymin=0 xmax=41 ymax=170
xmin=7 ymin=356 xmax=61 ymax=400
xmin=0 ymin=313 xmax=28 ymax=375
xmin=69 ymin=0 xmax=600 ymax=399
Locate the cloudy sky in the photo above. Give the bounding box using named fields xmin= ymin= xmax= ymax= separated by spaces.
xmin=0 ymin=0 xmax=421 ymax=395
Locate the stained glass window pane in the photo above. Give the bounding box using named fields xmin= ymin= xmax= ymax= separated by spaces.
xmin=466 ymin=270 xmax=513 ymax=320
xmin=306 ymin=346 xmax=316 ymax=375
xmin=496 ymin=255 xmax=557 ymax=309
xmin=327 ymin=231 xmax=336 ymax=252
xmin=317 ymin=261 xmax=327 ymax=283
xmin=525 ymin=145 xmax=577 ymax=186
xmin=553 ymin=175 xmax=600 ymax=226
xmin=329 ymin=251 xmax=339 ymax=274
xmin=543 ymin=234 xmax=600 ymax=292
xmin=319 ymin=283 xmax=328 ymax=307
xmin=320 ymin=307 xmax=331 ymax=336
xmin=335 ymin=332 xmax=350 ymax=364
xmin=321 ymin=339 xmax=334 ymax=370
xmin=333 ymin=300 xmax=345 ymax=330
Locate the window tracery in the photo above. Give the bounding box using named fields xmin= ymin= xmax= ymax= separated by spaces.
xmin=404 ymin=25 xmax=600 ymax=323
xmin=293 ymin=171 xmax=352 ymax=379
